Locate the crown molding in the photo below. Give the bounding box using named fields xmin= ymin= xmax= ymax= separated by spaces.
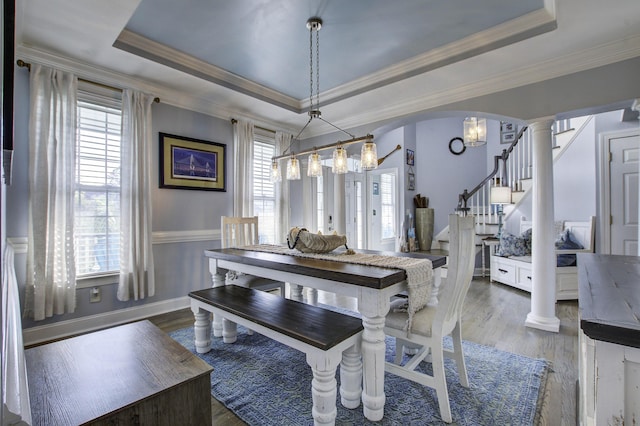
xmin=114 ymin=30 xmax=302 ymax=113
xmin=17 ymin=45 xmax=240 ymax=120
xmin=16 ymin=29 xmax=640 ymax=141
xmin=16 ymin=45 xmax=299 ymax=134
xmin=329 ymin=33 xmax=640 ymax=132
xmin=318 ymin=8 xmax=557 ymax=108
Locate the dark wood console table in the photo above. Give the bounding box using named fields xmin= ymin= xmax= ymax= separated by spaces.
xmin=26 ymin=320 xmax=213 ymax=425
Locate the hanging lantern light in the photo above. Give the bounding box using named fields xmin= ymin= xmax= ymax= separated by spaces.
xmin=360 ymin=138 xmax=378 ymax=170
xmin=463 ymin=117 xmax=487 ymax=147
xmin=270 ymin=159 xmax=282 ymax=182
xmin=286 ymin=155 xmax=301 ymax=180
xmin=307 ymin=151 xmax=322 ymax=177
xmin=332 ymin=146 xmax=348 ymax=174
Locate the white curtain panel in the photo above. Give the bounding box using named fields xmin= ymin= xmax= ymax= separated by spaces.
xmin=275 ymin=131 xmax=291 ymax=243
xmin=233 ymin=119 xmax=255 ymax=217
xmin=3 ymin=243 xmax=32 ymax=425
xmin=26 ymin=64 xmax=78 ymax=320
xmin=117 ymin=89 xmax=155 ymax=301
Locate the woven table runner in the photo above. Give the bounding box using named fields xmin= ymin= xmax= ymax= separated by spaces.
xmin=237 ymin=244 xmax=433 ymax=334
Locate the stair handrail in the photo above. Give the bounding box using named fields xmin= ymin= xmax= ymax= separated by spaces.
xmin=456 ymin=125 xmax=528 ymax=213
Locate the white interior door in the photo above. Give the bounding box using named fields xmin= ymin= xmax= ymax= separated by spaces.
xmin=609 ymin=132 xmax=640 ymax=255
xmin=366 ymin=168 xmax=398 ymax=251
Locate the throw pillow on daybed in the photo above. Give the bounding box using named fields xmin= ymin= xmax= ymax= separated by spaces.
xmin=497 ymin=231 xmax=530 ymax=257
xmin=555 ymin=228 xmax=583 ymax=267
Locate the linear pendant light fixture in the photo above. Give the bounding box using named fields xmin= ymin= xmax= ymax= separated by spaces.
xmin=271 ymin=17 xmax=377 ymax=182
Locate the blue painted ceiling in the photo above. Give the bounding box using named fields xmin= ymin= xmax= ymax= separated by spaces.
xmin=121 ymin=0 xmax=543 ymax=101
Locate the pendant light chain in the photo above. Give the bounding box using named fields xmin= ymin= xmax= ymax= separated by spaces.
xmin=315 ymin=26 xmax=320 ymax=113
xmin=309 ymin=25 xmax=314 ymax=112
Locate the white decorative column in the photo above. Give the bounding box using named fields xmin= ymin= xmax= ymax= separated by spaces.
xmin=634 ymin=99 xmax=640 ymax=254
xmin=525 ymin=118 xmax=560 ymax=332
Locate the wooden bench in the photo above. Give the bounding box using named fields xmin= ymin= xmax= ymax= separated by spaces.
xmin=189 ymin=285 xmax=364 ymax=426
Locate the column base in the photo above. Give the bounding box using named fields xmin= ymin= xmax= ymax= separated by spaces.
xmin=525 ymin=312 xmax=560 ymax=332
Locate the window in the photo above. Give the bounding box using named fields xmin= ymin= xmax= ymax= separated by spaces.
xmin=316 ymin=173 xmax=324 ymax=234
xmin=355 ymin=180 xmax=363 ymax=248
xmin=253 ymin=135 xmax=277 ymax=243
xmin=74 ymin=87 xmax=122 ymax=276
xmin=380 ymin=173 xmax=396 ymax=239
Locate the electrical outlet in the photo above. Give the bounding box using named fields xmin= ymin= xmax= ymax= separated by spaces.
xmin=90 ymin=287 xmax=101 ymax=303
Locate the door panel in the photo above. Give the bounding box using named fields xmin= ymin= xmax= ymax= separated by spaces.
xmin=610 ymin=134 xmax=639 ymax=255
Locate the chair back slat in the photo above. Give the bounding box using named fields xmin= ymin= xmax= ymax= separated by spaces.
xmin=438 ymin=214 xmax=476 ymax=327
xmin=221 ymin=216 xmax=260 ymax=248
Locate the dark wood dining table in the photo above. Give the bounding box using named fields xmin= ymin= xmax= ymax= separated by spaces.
xmin=203 ymin=247 xmax=446 ymax=421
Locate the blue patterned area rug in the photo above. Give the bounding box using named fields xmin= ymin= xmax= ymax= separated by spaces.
xmin=170 ymin=318 xmax=549 ymax=425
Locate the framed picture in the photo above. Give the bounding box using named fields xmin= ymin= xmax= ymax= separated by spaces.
xmin=501 ymin=131 xmax=516 ymax=144
xmin=500 ymin=122 xmax=517 ymax=144
xmin=159 ymin=133 xmax=226 ymax=191
xmin=406 ymin=148 xmax=415 ymax=166
xmin=408 ymin=171 xmax=415 ymax=191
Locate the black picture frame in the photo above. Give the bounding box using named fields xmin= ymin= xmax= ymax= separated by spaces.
xmin=159 ymin=133 xmax=227 ymax=191
xmin=406 ymin=148 xmax=415 ymax=166
xmin=500 ymin=122 xmax=518 ymax=144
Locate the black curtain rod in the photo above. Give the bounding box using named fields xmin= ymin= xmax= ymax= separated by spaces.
xmin=16 ymin=59 xmax=160 ymax=103
xmin=231 ymin=118 xmax=276 ymax=134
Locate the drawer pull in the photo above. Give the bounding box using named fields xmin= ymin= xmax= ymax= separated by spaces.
xmin=498 ymin=268 xmax=508 ymax=274
xmin=527 ymin=276 xmax=532 ymax=280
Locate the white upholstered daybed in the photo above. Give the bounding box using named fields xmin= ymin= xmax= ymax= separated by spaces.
xmin=489 ymin=217 xmax=595 ymax=300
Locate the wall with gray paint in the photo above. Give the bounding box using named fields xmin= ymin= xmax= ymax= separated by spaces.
xmin=7 ymin=71 xmax=234 ymax=330
xmin=414 ymin=118 xmax=488 ymax=234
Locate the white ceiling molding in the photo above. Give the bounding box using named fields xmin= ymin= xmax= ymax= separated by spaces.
xmin=316 ymin=7 xmax=557 ymax=108
xmin=114 ymin=29 xmax=303 ymax=113
xmin=316 ymin=33 xmax=640 ymax=134
xmin=114 ymin=8 xmax=556 ymax=114
xmin=16 ymin=28 xmax=640 ymax=142
xmin=15 ymin=45 xmax=294 ymax=132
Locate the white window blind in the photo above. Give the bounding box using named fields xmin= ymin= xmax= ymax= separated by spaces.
xmin=74 ymin=88 xmax=122 ymax=276
xmin=253 ymin=139 xmax=276 ymax=243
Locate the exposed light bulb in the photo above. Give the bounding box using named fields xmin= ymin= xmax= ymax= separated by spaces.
xmin=270 ymin=160 xmax=281 ymax=182
xmin=286 ymin=156 xmax=301 ymax=180
xmin=360 ymin=140 xmax=378 ymax=170
xmin=307 ymin=152 xmax=322 ymax=177
xmin=332 ymin=146 xmax=348 ymax=174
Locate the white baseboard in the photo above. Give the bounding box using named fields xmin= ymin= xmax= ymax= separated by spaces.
xmin=23 ymin=296 xmax=191 ymax=346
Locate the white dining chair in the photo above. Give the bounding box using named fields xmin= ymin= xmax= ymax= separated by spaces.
xmin=220 ymin=216 xmax=286 ymax=295
xmin=384 ymin=214 xmax=476 ymax=423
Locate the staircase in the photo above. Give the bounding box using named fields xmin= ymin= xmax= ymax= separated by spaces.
xmin=436 ymin=115 xmax=593 ymax=272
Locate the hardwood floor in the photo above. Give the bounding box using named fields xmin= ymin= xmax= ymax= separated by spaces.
xmin=148 ymin=277 xmax=578 ymax=425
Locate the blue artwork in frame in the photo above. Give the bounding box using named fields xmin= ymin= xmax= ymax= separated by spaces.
xmin=159 ymin=132 xmax=226 ymax=191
